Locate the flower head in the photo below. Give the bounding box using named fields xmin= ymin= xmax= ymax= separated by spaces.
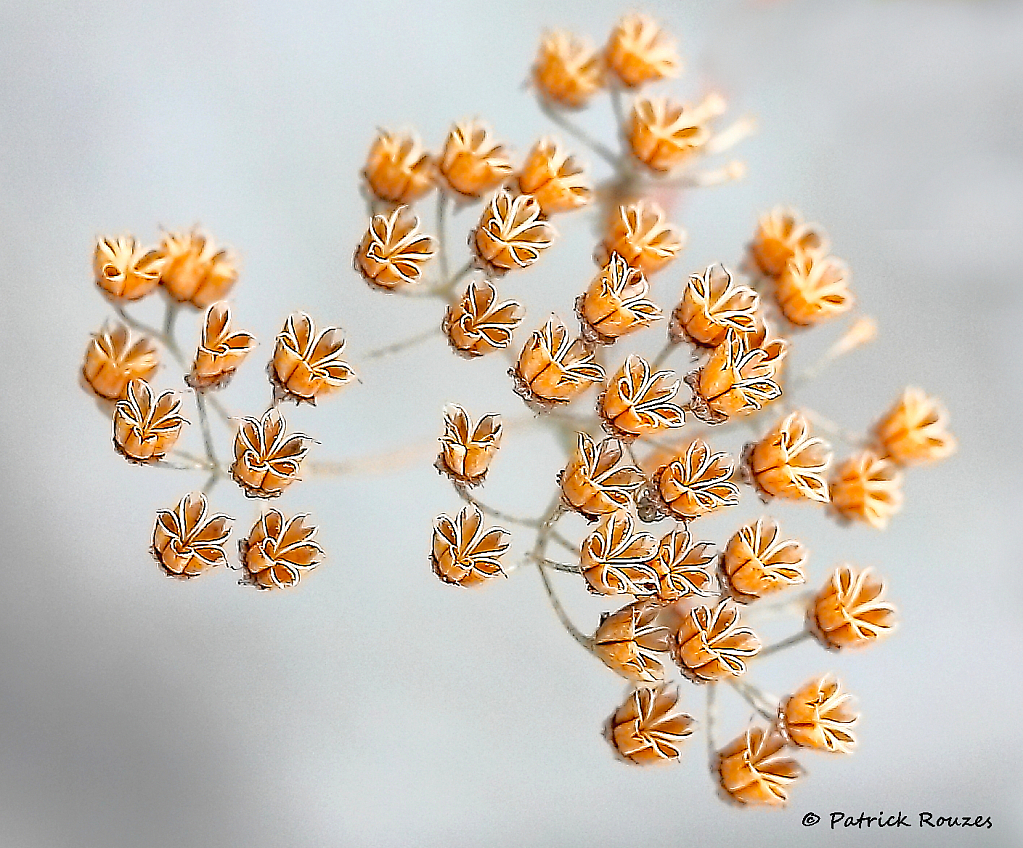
xmin=748 ymin=411 xmax=832 ymax=503
xmin=82 ymin=324 xmax=158 ymax=400
xmin=775 ymin=250 xmax=853 ymax=326
xmin=597 ymin=200 xmax=685 ymax=276
xmin=592 ymin=599 xmax=672 ymax=683
xmin=810 ymin=565 xmax=897 ymax=650
xmin=873 ymin=387 xmax=956 ymax=465
xmin=606 ymin=684 xmax=695 ymax=765
xmin=600 ymin=354 xmax=685 ymax=438
xmin=231 ymin=408 xmax=310 ymax=499
xmin=93 ymin=235 xmax=164 ymax=301
xmin=431 ymin=504 xmax=510 ymax=587
xmin=532 ymin=31 xmax=604 ymax=108
xmin=436 ymin=405 xmax=502 ymax=486
xmin=518 ymin=138 xmax=592 ymax=214
xmin=580 ymin=510 xmax=659 ymax=596
xmin=721 ymin=516 xmax=807 ymax=602
xmin=473 ymin=189 xmax=555 ymax=274
xmin=512 ymin=315 xmax=604 ymax=407
xmin=674 ymin=600 xmax=761 ymax=682
xmin=157 ymin=230 xmax=238 ymax=307
xmin=747 ymin=208 xmax=828 ymax=279
xmin=717 ymin=726 xmax=802 ymax=807
xmin=151 ymin=492 xmax=231 ymax=579
xmin=650 ymin=527 xmax=717 ymax=601
xmin=628 ymin=95 xmax=724 ymax=172
xmin=355 ymin=205 xmax=437 ymax=290
xmin=654 ymin=439 xmax=740 ymax=521
xmin=670 ymin=263 xmax=760 ymax=348
xmin=438 ymin=120 xmax=514 ymax=198
xmin=687 ymin=330 xmax=783 ymax=424
xmin=270 ymin=313 xmax=355 ymax=403
xmin=578 ymin=253 xmax=662 ymax=344
xmin=443 ymin=278 xmax=525 ymax=358
xmin=605 ymin=13 xmax=681 ymax=88
xmin=779 ymin=675 xmax=859 ymax=754
xmin=239 ymin=510 xmax=324 ymax=589
xmin=363 ymin=129 xmax=435 ymax=205
xmin=559 ymin=433 xmax=643 ymax=519
xmin=186 ymin=302 xmax=256 ymax=390
xmin=828 ymin=450 xmax=903 ymax=529
xmin=113 ymin=379 xmax=186 ymax=463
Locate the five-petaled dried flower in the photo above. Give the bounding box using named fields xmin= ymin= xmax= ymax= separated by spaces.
xmin=82 ymin=324 xmax=158 ymax=400
xmin=829 ymin=450 xmax=903 ymax=529
xmin=157 ymin=230 xmax=238 ymax=308
xmin=606 ymin=684 xmax=695 ymax=766
xmin=748 ymin=411 xmax=832 ymax=503
xmin=597 ymin=200 xmax=685 ymax=276
xmin=810 ymin=564 xmax=897 ymax=650
xmin=654 ymin=439 xmax=740 ymax=521
xmin=779 ymin=674 xmax=859 ymax=754
xmin=431 ymin=504 xmax=510 ymax=587
xmin=113 ymin=379 xmax=186 ymax=464
xmin=93 ymin=236 xmax=164 ymax=302
xmin=873 ymin=387 xmax=956 ymax=466
xmin=363 ymin=129 xmax=435 ymax=205
xmin=231 ymin=408 xmax=310 ymax=499
xmin=151 ymin=492 xmax=231 ymax=579
xmin=512 ymin=315 xmax=605 ymax=407
xmin=240 ymin=510 xmax=324 ymax=590
xmin=271 ymin=312 xmax=355 ymax=404
xmin=559 ymin=433 xmax=643 ymax=519
xmin=629 ymin=96 xmax=723 ymax=173
xmin=592 ymin=599 xmax=672 ymax=683
xmin=436 ymin=404 xmax=503 ymax=486
xmin=578 ymin=253 xmax=662 ymax=344
xmin=356 ymin=205 xmax=437 ymax=290
xmin=580 ymin=509 xmax=659 ymax=596
xmin=532 ymin=31 xmax=604 ymax=109
xmin=721 ymin=516 xmax=807 ymax=603
xmin=650 ymin=527 xmax=716 ymax=601
xmin=605 ymin=13 xmax=680 ymax=88
xmin=747 ymin=208 xmax=828 ymax=279
xmin=438 ymin=120 xmax=514 ymax=199
xmin=600 ymin=354 xmax=685 ymax=438
xmin=717 ymin=726 xmax=802 ymax=807
xmin=670 ymin=263 xmax=760 ymax=348
xmin=473 ymin=189 xmax=555 ymax=274
xmin=687 ymin=330 xmax=783 ymax=424
xmin=518 ymin=138 xmax=592 ymax=214
xmin=443 ymin=278 xmax=525 ymax=358
xmin=675 ymin=600 xmax=761 ymax=683
xmin=187 ymin=302 xmax=256 ymax=390
xmin=776 ymin=250 xmax=854 ymax=327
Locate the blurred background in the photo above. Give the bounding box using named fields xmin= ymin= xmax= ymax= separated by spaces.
xmin=1 ymin=0 xmax=1021 ymax=845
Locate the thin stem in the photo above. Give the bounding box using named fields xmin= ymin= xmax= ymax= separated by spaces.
xmin=538 ymin=100 xmax=619 ymax=167
xmin=365 ymin=325 xmax=442 ymax=360
xmin=758 ymin=629 xmax=813 ymax=658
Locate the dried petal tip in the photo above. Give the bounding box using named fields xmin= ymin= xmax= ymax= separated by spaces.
xmin=152 ymin=493 xmax=231 ymax=579
xmin=654 ymin=439 xmax=739 ymax=521
xmin=674 ymin=600 xmax=761 ymax=683
xmin=533 ymin=31 xmax=605 ymax=109
xmin=606 ymin=684 xmax=695 ymax=765
xmin=438 ymin=120 xmax=514 ymax=199
xmin=356 ymin=205 xmax=436 ymax=290
xmin=473 ymin=189 xmax=555 ymax=274
xmin=270 ymin=312 xmax=354 ymax=404
xmin=94 ymin=235 xmax=164 ymax=302
xmin=873 ymin=387 xmax=956 ymax=466
xmin=605 ymin=13 xmax=681 ymax=88
xmin=670 ymin=263 xmax=759 ymax=348
xmin=593 ymin=600 xmax=672 ymax=683
xmin=828 ymin=450 xmax=903 ymax=529
xmin=779 ymin=675 xmax=859 ymax=754
xmin=436 ymin=405 xmax=502 ymax=486
xmin=512 ymin=315 xmax=604 ymax=408
xmin=809 ymin=564 xmax=897 ymax=650
xmin=443 ymin=278 xmax=525 ymax=358
xmin=518 ymin=138 xmax=592 ymax=214
xmin=363 ymin=129 xmax=435 ymax=205
xmin=187 ymin=302 xmax=256 ymax=390
xmin=431 ymin=504 xmax=510 ymax=587
xmin=580 ymin=510 xmax=659 ymax=596
xmin=629 ymin=96 xmax=721 ymax=173
xmin=597 ymin=200 xmax=685 ymax=276
xmin=718 ymin=726 xmax=802 ymax=807
xmin=747 ymin=208 xmax=828 ymax=279
xmin=82 ymin=324 xmax=158 ymax=400
xmin=559 ymin=433 xmax=643 ymax=519
xmin=721 ymin=517 xmax=806 ymax=603
xmin=748 ymin=411 xmax=832 ymax=503
xmin=600 ymin=354 xmax=685 ymax=438
xmin=578 ymin=253 xmax=662 ymax=344
xmin=113 ymin=379 xmax=186 ymax=464
xmin=239 ymin=510 xmax=324 ymax=589
xmin=231 ymin=408 xmax=310 ymax=499
xmin=157 ymin=230 xmax=238 ymax=308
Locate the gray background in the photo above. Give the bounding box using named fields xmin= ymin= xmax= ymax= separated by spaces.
xmin=1 ymin=0 xmax=1021 ymax=845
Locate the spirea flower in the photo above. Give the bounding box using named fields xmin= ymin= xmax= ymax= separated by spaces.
xmin=605 ymin=13 xmax=681 ymax=88
xmin=186 ymin=302 xmax=256 ymax=390
xmin=443 ymin=278 xmax=525 ymax=358
xmin=151 ymin=492 xmax=231 ymax=579
xmin=597 ymin=200 xmax=686 ymax=275
xmin=363 ymin=129 xmax=435 ymax=205
xmin=559 ymin=433 xmax=643 ymax=519
xmin=650 ymin=527 xmax=716 ymax=601
xmin=512 ymin=315 xmax=604 ymax=407
xmin=431 ymin=504 xmax=510 ymax=587
xmin=231 ymin=408 xmax=310 ymax=499
xmin=810 ymin=564 xmax=897 ymax=650
xmin=157 ymin=230 xmax=238 ymax=308
xmin=473 ymin=189 xmax=555 ymax=274
xmin=532 ymin=31 xmax=605 ymax=108
xmin=748 ymin=411 xmax=832 ymax=503
xmin=721 ymin=516 xmax=807 ymax=603
xmin=518 ymin=138 xmax=592 ymax=214
xmin=775 ymin=250 xmax=854 ymax=327
xmin=606 ymin=684 xmax=695 ymax=765
xmin=436 ymin=404 xmax=503 ymax=486
xmin=578 ymin=253 xmax=662 ymax=344
xmin=82 ymin=324 xmax=158 ymax=400
xmin=829 ymin=450 xmax=903 ymax=529
xmin=747 ymin=208 xmax=828 ymax=279
xmin=580 ymin=510 xmax=659 ymax=596
xmin=599 ymin=354 xmax=686 ymax=438
xmin=654 ymin=439 xmax=740 ymax=521
xmin=239 ymin=510 xmax=324 ymax=590
xmin=593 ymin=599 xmax=672 ymax=683
xmin=779 ymin=675 xmax=859 ymax=754
xmin=674 ymin=600 xmax=761 ymax=683
xmin=112 ymin=379 xmax=186 ymax=464
xmin=686 ymin=330 xmax=783 ymax=424
xmin=438 ymin=120 xmax=514 ymax=198
xmin=270 ymin=312 xmax=355 ymax=404
xmin=355 ymin=205 xmax=437 ymax=289
xmin=717 ymin=726 xmax=802 ymax=807
xmin=93 ymin=235 xmax=164 ymax=302
xmin=628 ymin=96 xmax=723 ymax=173
xmin=670 ymin=263 xmax=760 ymax=348
xmin=873 ymin=387 xmax=956 ymax=465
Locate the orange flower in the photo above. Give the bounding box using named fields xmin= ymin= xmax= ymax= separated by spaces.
xmin=600 ymin=354 xmax=685 ymax=438
xmin=650 ymin=527 xmax=716 ymax=601
xmin=776 ymin=250 xmax=853 ymax=326
xmin=605 ymin=13 xmax=680 ymax=88
xmin=113 ymin=379 xmax=186 ymax=463
xmin=355 ymin=205 xmax=437 ymax=290
xmin=810 ymin=565 xmax=897 ymax=650
xmin=686 ymin=330 xmax=783 ymax=424
xmin=829 ymin=450 xmax=903 ymax=529
xmin=532 ymin=31 xmax=604 ymax=109
xmin=717 ymin=726 xmax=802 ymax=807
xmin=747 ymin=208 xmax=829 ymax=279
xmin=186 ymin=302 xmax=256 ymax=390
xmin=362 ymin=129 xmax=435 ymax=205
xmin=597 ymin=200 xmax=685 ymax=276
xmin=779 ymin=675 xmax=859 ymax=754
xmin=873 ymin=387 xmax=956 ymax=465
xmin=606 ymin=684 xmax=695 ymax=765
xmin=518 ymin=138 xmax=592 ymax=214
xmin=592 ymin=599 xmax=672 ymax=683
xmin=231 ymin=408 xmax=310 ymax=499
xmin=151 ymin=492 xmax=231 ymax=579
xmin=748 ymin=411 xmax=832 ymax=503
xmin=578 ymin=253 xmax=661 ymax=344
xmin=721 ymin=516 xmax=807 ymax=602
xmin=512 ymin=315 xmax=604 ymax=407
xmin=93 ymin=235 xmax=164 ymax=301
xmin=472 ymin=189 xmax=555 ymax=274
xmin=670 ymin=263 xmax=760 ymax=348
xmin=438 ymin=120 xmax=514 ymax=198
xmin=157 ymin=230 xmax=238 ymax=308
xmin=81 ymin=324 xmax=158 ymax=400
xmin=240 ymin=510 xmax=324 ymax=590
xmin=270 ymin=313 xmax=355 ymax=403
xmin=674 ymin=600 xmax=761 ymax=682
xmin=436 ymin=404 xmax=503 ymax=486
xmin=443 ymin=278 xmax=525 ymax=358
xmin=580 ymin=510 xmax=659 ymax=596
xmin=628 ymin=95 xmax=724 ymax=172
xmin=654 ymin=439 xmax=740 ymax=521
xmin=431 ymin=504 xmax=510 ymax=587
xmin=559 ymin=433 xmax=643 ymax=519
